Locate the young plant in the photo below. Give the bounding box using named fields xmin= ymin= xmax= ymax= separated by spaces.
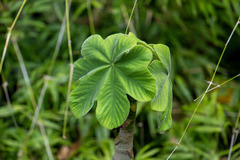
xmin=69 ymin=32 xmax=172 ymax=159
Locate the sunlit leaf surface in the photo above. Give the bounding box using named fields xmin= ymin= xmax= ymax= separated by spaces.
xmin=70 ymin=33 xmax=156 ymax=129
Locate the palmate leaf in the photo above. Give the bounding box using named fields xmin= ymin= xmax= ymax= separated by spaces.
xmin=148 ymin=44 xmax=173 ymax=131
xmin=70 ymin=33 xmax=156 ymax=129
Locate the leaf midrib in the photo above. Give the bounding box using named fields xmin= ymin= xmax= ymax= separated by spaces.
xmin=79 ymin=65 xmax=109 ymax=81
xmin=114 ymin=66 xmax=151 ymax=99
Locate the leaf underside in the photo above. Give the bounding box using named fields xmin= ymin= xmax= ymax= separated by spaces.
xmin=148 ymin=44 xmax=173 ymax=131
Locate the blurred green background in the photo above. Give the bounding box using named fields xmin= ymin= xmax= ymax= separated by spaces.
xmin=0 ymin=0 xmax=240 ymax=159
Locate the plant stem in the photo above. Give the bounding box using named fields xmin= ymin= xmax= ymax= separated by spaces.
xmin=194 ymin=74 xmax=240 ymax=102
xmin=125 ymin=0 xmax=138 ymax=34
xmin=0 ymin=0 xmax=26 ymax=74
xmin=38 ymin=121 xmax=54 ymax=160
xmin=166 ymin=16 xmax=240 ymax=160
xmin=234 ymin=108 xmax=240 ymax=129
xmin=227 ymin=108 xmax=240 ymax=160
xmin=29 ymin=76 xmax=49 ymax=135
xmin=113 ymin=103 xmax=136 ymax=160
xmin=2 ymin=82 xmax=18 ymax=128
xmin=209 ymin=16 xmax=240 ymax=83
xmin=63 ymin=0 xmax=73 ymax=139
xmin=227 ymin=131 xmax=235 ymax=160
xmin=87 ymin=0 xmax=95 ymax=34
xmin=63 ymin=63 xmax=73 ymax=139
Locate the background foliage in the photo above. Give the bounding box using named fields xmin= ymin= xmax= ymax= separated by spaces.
xmin=0 ymin=0 xmax=240 ymax=159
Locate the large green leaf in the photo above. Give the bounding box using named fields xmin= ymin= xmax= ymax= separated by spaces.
xmin=70 ymin=34 xmax=156 ymax=129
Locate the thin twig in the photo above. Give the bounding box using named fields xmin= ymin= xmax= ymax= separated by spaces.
xmin=29 ymin=76 xmax=49 ymax=135
xmin=166 ymin=143 xmax=179 ymax=160
xmin=38 ymin=121 xmax=54 ymax=160
xmin=63 ymin=0 xmax=74 ymax=139
xmin=63 ymin=63 xmax=73 ymax=139
xmin=228 ymin=131 xmax=235 ymax=160
xmin=166 ymin=16 xmax=240 ymax=160
xmin=2 ymin=82 xmax=18 ymax=128
xmin=0 ymin=0 xmax=27 ymax=74
xmin=65 ymin=0 xmax=73 ymax=64
xmin=0 ymin=32 xmax=11 ymax=74
xmin=125 ymin=0 xmax=138 ymax=34
xmin=210 ymin=17 xmax=240 ymax=83
xmin=121 ymin=5 xmax=136 ymax=35
xmin=166 ymin=83 xmax=211 ymax=160
xmin=235 ymin=108 xmax=240 ymax=129
xmin=228 ymin=108 xmax=240 ymax=160
xmin=87 ymin=0 xmax=95 ymax=34
xmin=194 ymin=74 xmax=240 ymax=102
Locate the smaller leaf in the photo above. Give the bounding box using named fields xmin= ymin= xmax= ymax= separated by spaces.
xmin=148 ymin=60 xmax=170 ymax=112
xmin=158 ymin=81 xmax=173 ymax=132
xmin=128 ymin=32 xmax=148 ymax=46
xmin=148 ymin=59 xmax=173 ymax=131
xmin=153 ymin=44 xmax=171 ymax=73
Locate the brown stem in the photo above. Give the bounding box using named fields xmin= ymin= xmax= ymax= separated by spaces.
xmin=112 ymin=103 xmax=136 ymax=160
